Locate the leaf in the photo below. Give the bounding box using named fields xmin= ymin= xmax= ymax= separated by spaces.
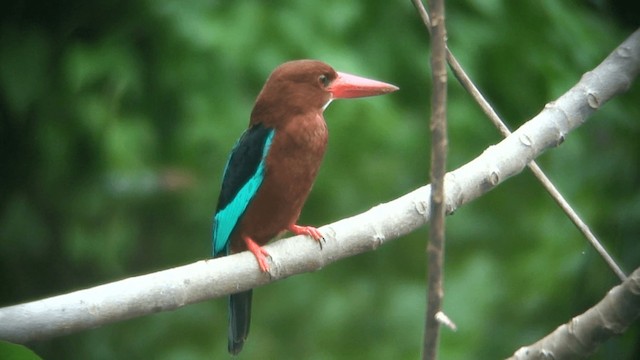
xmin=0 ymin=341 xmax=42 ymax=360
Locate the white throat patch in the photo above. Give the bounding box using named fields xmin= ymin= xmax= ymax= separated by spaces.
xmin=322 ymin=99 xmax=333 ymax=112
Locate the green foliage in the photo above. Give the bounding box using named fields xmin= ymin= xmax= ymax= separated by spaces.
xmin=0 ymin=341 xmax=42 ymax=360
xmin=1 ymin=0 xmax=638 ymax=358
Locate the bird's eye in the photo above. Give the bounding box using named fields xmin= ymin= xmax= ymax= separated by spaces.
xmin=318 ymin=74 xmax=330 ymax=87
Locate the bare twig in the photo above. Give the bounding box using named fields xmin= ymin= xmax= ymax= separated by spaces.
xmin=424 ymin=0 xmax=448 ymax=358
xmin=0 ymin=28 xmax=638 ymax=347
xmin=411 ymin=1 xmax=627 ymax=281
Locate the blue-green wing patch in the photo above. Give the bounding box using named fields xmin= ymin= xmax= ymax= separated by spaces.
xmin=212 ymin=124 xmax=275 ymax=256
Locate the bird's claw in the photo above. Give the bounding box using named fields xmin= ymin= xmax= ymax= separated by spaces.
xmin=243 ymin=235 xmax=271 ymax=272
xmin=288 ymin=224 xmax=326 ymax=250
xmin=254 ymin=252 xmax=271 ymax=273
xmin=317 ymin=235 xmax=327 ymax=250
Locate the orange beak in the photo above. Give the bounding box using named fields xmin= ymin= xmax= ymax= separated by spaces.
xmin=327 ymin=71 xmax=399 ymax=99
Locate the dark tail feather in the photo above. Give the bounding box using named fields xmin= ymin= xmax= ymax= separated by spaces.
xmin=228 ymin=290 xmax=252 ymax=355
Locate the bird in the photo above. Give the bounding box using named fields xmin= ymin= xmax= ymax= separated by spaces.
xmin=212 ymin=59 xmax=398 ymax=354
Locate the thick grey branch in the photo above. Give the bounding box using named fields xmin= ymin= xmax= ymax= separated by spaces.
xmin=0 ymin=29 xmax=638 ymax=344
xmin=509 ymin=266 xmax=640 ymax=360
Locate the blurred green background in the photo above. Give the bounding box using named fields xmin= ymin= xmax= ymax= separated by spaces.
xmin=1 ymin=0 xmax=639 ymax=359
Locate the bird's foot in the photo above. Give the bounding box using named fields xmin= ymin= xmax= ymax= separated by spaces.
xmin=243 ymin=236 xmax=271 ymax=272
xmin=288 ymin=224 xmax=326 ymax=249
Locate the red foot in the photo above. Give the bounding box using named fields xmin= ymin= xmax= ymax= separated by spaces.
xmin=243 ymin=236 xmax=271 ymax=272
xmin=288 ymin=224 xmax=325 ymax=248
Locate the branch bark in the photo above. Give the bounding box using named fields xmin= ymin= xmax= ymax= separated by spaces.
xmin=0 ymin=29 xmax=638 ymax=348
xmin=508 ymin=266 xmax=640 ymax=359
xmin=424 ymin=0 xmax=448 ymax=358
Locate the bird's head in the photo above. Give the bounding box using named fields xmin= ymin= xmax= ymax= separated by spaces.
xmin=250 ymin=60 xmax=398 ymax=126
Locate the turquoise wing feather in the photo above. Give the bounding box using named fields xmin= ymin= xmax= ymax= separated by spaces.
xmin=212 ymin=124 xmax=275 ymax=255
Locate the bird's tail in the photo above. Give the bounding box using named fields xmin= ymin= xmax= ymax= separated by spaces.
xmin=228 ymin=290 xmax=252 ymax=355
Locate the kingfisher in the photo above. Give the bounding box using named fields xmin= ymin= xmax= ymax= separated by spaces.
xmin=212 ymin=59 xmax=398 ymax=354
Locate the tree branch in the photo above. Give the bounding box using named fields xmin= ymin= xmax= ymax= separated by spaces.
xmin=508 ymin=266 xmax=640 ymax=360
xmin=424 ymin=0 xmax=448 ymax=358
xmin=0 ymin=28 xmax=638 ymax=346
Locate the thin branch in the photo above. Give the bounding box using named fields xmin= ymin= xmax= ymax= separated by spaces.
xmin=508 ymin=266 xmax=640 ymax=360
xmin=424 ymin=0 xmax=448 ymax=358
xmin=412 ymin=3 xmax=628 ymax=281
xmin=0 ymin=28 xmax=638 ymax=346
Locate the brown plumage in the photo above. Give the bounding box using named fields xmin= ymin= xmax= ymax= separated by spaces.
xmin=212 ymin=59 xmax=398 ymax=354
xmin=230 ymin=61 xmax=334 ymax=254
